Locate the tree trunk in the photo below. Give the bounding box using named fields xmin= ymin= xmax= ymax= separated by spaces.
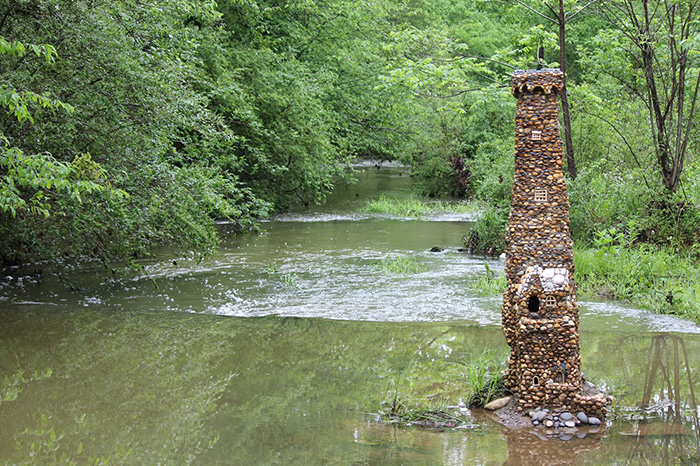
xmin=558 ymin=0 xmax=577 ymax=179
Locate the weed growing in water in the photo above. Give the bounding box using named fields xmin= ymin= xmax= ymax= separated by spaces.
xmin=265 ymin=261 xmax=280 ymax=274
xmin=363 ymin=195 xmax=480 ymax=218
xmin=464 ymin=351 xmax=509 ymax=407
xmin=265 ymin=261 xmax=298 ymax=287
xmin=379 ymin=255 xmax=426 ymax=275
xmin=281 ymin=272 xmax=298 ymax=287
xmin=468 ymin=262 xmax=506 ymax=296
xmin=379 ymin=359 xmax=473 ymax=429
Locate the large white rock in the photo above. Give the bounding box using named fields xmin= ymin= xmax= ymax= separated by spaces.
xmin=552 ymin=274 xmax=567 ymax=286
xmin=484 ymin=396 xmax=512 ymax=411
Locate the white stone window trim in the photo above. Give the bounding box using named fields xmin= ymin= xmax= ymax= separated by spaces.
xmin=531 ymin=130 xmax=542 ymax=141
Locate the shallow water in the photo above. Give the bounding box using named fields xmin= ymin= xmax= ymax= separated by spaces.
xmin=1 ymin=166 xmax=699 ymax=464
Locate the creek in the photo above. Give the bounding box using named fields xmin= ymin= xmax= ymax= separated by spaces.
xmin=1 ymin=165 xmax=699 ymax=464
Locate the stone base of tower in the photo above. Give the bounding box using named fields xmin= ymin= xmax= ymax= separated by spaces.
xmin=514 ymin=386 xmax=612 ymax=421
xmin=483 ymin=381 xmax=612 ymax=435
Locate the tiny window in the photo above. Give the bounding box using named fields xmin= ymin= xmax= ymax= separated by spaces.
xmin=554 ymin=371 xmax=564 ymax=383
xmin=528 ymin=296 xmax=540 ymax=314
xmin=533 ymin=376 xmax=540 ymax=387
xmin=534 ymin=189 xmax=548 ymax=202
xmin=545 ymin=295 xmax=557 ymax=308
xmin=531 ymin=130 xmax=542 ymax=141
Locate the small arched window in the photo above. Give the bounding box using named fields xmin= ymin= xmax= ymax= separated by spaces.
xmin=545 ymin=295 xmax=557 ymax=308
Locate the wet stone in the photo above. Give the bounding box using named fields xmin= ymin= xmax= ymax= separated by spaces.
xmin=588 ymin=417 xmax=601 ymax=426
xmin=559 ymin=412 xmax=574 ymax=422
xmin=564 ymin=420 xmax=576 ymax=428
xmin=577 ymin=412 xmax=588 ymax=424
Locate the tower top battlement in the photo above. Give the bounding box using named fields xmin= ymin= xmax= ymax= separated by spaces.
xmin=511 ymin=69 xmax=564 ymax=97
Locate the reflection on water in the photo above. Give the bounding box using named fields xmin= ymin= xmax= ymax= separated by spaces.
xmin=1 ymin=310 xmax=700 ymax=464
xmin=1 ymin=167 xmax=700 ymax=464
xmin=501 ymin=427 xmax=604 ymax=466
xmin=615 ymin=335 xmax=700 ymax=465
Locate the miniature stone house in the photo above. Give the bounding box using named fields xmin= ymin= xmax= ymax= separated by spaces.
xmin=501 ymin=69 xmax=608 ymax=419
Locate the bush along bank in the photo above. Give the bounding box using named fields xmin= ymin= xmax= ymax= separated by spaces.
xmin=574 ymin=243 xmax=700 ymax=324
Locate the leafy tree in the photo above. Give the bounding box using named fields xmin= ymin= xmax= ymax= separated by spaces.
xmin=0 ymin=35 xmax=110 ymax=230
xmin=0 ymin=0 xmax=268 ymax=265
xmin=598 ymin=0 xmax=700 ymax=192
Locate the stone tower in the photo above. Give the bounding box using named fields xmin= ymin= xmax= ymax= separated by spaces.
xmin=502 ymin=69 xmax=607 ymax=418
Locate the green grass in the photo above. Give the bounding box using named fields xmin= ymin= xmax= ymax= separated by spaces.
xmin=468 ymin=241 xmax=700 ymax=323
xmin=363 ymin=195 xmax=481 ymax=218
xmin=464 ymin=351 xmax=510 ymax=408
xmin=379 ymin=255 xmax=426 ymax=275
xmin=463 ymin=240 xmax=700 ymax=324
xmin=574 ymin=244 xmax=700 ymax=323
xmin=468 ymin=262 xmax=507 ymax=296
xmin=265 ymin=261 xmax=298 ymax=287
xmin=379 ymin=358 xmax=473 ymax=429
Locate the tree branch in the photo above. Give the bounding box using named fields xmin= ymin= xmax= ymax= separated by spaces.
xmin=567 ymin=0 xmax=599 ymax=22
xmin=577 ymin=108 xmax=652 ymax=189
xmin=510 ymin=0 xmax=558 ymax=23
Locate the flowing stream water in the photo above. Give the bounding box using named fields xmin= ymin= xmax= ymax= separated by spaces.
xmin=1 ymin=165 xmax=700 ymax=464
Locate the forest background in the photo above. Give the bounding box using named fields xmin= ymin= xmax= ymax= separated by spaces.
xmin=2 ymin=0 xmax=699 ymax=320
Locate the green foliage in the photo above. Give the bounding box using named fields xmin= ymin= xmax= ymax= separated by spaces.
xmin=466 ymin=205 xmax=508 ymax=255
xmin=574 ymin=244 xmax=700 ymax=323
xmin=363 ymin=194 xmax=479 ymax=218
xmin=468 ymin=262 xmax=507 ymax=296
xmin=1 ymin=0 xmax=698 ymax=278
xmin=411 ymin=154 xmax=462 ymax=197
xmin=464 ymin=351 xmax=509 ymax=408
xmin=264 ymin=261 xmax=299 ymax=287
xmin=569 ymin=158 xmax=700 ymax=249
xmin=379 ymin=255 xmax=426 ymax=275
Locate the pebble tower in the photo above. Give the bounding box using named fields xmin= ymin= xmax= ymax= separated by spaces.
xmin=502 ymin=69 xmax=608 ymax=419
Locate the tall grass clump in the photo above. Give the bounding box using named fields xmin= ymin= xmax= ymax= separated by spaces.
xmin=379 ymin=255 xmax=426 ymax=275
xmin=468 ymin=262 xmax=506 ymax=296
xmin=464 ymin=351 xmax=509 ymax=407
xmin=363 ymin=195 xmax=479 ymax=218
xmin=379 ymin=358 xmax=471 ymax=429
